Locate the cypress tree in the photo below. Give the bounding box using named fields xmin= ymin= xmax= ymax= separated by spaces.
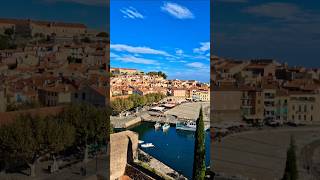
xmin=192 ymin=107 xmax=206 ymax=180
xmin=282 ymin=135 xmax=298 ymax=180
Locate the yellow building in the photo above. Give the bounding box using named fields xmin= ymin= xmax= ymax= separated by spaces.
xmin=192 ymin=90 xmax=210 ymax=101
xmin=288 ymin=92 xmax=320 ymax=124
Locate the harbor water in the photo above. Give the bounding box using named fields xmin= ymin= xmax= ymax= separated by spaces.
xmin=129 ymin=122 xmax=210 ymax=179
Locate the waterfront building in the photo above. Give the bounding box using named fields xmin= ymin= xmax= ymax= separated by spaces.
xmin=212 ymin=83 xmax=243 ymax=122
xmin=192 ymin=90 xmax=210 ymax=102
xmin=288 ymin=92 xmax=320 ymax=124
xmin=275 ymin=89 xmax=289 ymax=123
xmin=241 ymin=87 xmax=264 ymax=124
xmin=262 ymin=81 xmax=277 ymax=122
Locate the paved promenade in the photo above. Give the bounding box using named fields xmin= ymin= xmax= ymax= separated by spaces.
xmin=111 ymin=102 xmax=210 ymax=129
xmin=212 ymin=126 xmax=320 ymax=180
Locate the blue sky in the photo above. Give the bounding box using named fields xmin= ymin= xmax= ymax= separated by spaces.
xmin=0 ymin=0 xmax=107 ymax=31
xmin=214 ymin=0 xmax=320 ymax=68
xmin=111 ymin=0 xmax=210 ymax=82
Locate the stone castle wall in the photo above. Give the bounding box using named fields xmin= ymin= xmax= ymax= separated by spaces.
xmin=110 ymin=130 xmax=139 ymax=180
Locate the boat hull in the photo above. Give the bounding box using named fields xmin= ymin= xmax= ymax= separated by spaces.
xmin=176 ymin=123 xmax=210 ymax=131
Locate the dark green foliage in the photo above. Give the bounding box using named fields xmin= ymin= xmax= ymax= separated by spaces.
xmin=0 ymin=35 xmax=11 ymax=50
xmin=96 ymin=32 xmax=108 ymax=38
xmin=0 ymin=114 xmax=75 ymax=176
xmin=193 ymin=107 xmax=206 ymax=180
xmin=81 ymin=37 xmax=91 ymax=43
xmin=62 ymin=103 xmax=109 ymax=171
xmin=111 ymin=98 xmax=134 ymax=114
xmin=0 ymin=103 xmax=110 ymax=177
xmin=111 ymin=93 xmax=166 ymax=115
xmin=4 ymin=28 xmax=14 ymax=37
xmin=63 ymin=103 xmax=108 ymax=146
xmin=146 ymin=71 xmax=167 ymax=79
xmin=6 ymin=100 xmax=42 ymax=112
xmin=282 ymin=136 xmax=298 ymax=180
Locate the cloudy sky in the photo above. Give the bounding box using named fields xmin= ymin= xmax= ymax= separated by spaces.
xmin=111 ymin=0 xmax=210 ymax=82
xmin=214 ymin=0 xmax=320 ymax=68
xmin=0 ymin=0 xmax=107 ymax=30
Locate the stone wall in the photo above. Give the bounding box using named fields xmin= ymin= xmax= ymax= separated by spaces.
xmin=110 ymin=130 xmax=139 ymax=180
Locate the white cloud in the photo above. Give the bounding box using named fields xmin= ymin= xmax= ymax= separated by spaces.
xmin=110 ymin=52 xmax=119 ymax=58
xmin=186 ymin=62 xmax=206 ymax=69
xmin=243 ymin=3 xmax=301 ymax=19
xmin=116 ymin=55 xmax=159 ymax=65
xmin=110 ymin=44 xmax=170 ymax=56
xmin=161 ymin=2 xmax=194 ymax=19
xmin=175 ymin=49 xmax=184 ymax=55
xmin=193 ymin=42 xmax=210 ymax=54
xmin=120 ymin=7 xmax=144 ymax=19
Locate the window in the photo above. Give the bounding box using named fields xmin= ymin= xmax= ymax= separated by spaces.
xmin=82 ymin=93 xmax=86 ymax=100
xmin=311 ymin=116 xmax=313 ymax=121
xmin=311 ymin=105 xmax=314 ymax=111
xmin=74 ymin=93 xmax=78 ymax=99
xmin=292 ymin=115 xmax=295 ymax=120
xmin=304 ymin=105 xmax=307 ymax=112
xmin=299 ymin=105 xmax=301 ymax=112
xmin=292 ymin=105 xmax=295 ymax=110
xmin=304 ymin=115 xmax=306 ymax=121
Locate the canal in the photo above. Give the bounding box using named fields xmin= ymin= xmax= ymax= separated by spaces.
xmin=129 ymin=122 xmax=210 ymax=179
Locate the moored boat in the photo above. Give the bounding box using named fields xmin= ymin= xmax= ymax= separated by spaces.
xmin=162 ymin=123 xmax=170 ymax=131
xmin=154 ymin=122 xmax=161 ymax=129
xmin=176 ymin=120 xmax=210 ymax=131
xmin=141 ymin=143 xmax=155 ymax=148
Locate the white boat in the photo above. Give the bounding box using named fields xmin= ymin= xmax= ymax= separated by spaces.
xmin=162 ymin=123 xmax=170 ymax=131
xmin=154 ymin=122 xmax=161 ymax=129
xmin=138 ymin=140 xmax=144 ymax=144
xmin=141 ymin=143 xmax=154 ymax=148
xmin=176 ymin=120 xmax=210 ymax=131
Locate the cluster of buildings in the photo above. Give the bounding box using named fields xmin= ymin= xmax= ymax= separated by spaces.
xmin=212 ymin=57 xmax=320 ymax=125
xmin=110 ymin=67 xmax=210 ymax=102
xmin=0 ymin=18 xmax=109 ymax=112
xmin=0 ymin=18 xmax=104 ymax=41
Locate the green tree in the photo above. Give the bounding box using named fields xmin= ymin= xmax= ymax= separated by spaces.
xmin=146 ymin=71 xmax=167 ymax=79
xmin=0 ymin=35 xmax=10 ymax=50
xmin=96 ymin=32 xmax=108 ymax=38
xmin=0 ymin=114 xmax=46 ymax=177
xmin=4 ymin=28 xmax=14 ymax=39
xmin=192 ymin=107 xmax=206 ymax=180
xmin=282 ymin=136 xmax=298 ymax=180
xmin=63 ymin=103 xmax=108 ymax=175
xmin=0 ymin=114 xmax=76 ymax=176
xmin=128 ymin=94 xmax=146 ymax=108
xmin=45 ymin=117 xmax=75 ymax=172
xmin=81 ymin=37 xmax=91 ymax=43
xmin=111 ymin=98 xmax=134 ymax=114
